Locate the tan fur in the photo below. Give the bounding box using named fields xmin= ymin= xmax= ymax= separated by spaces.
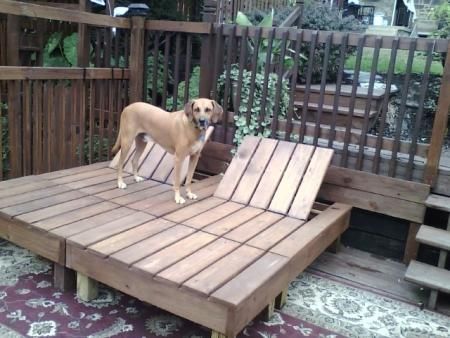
xmin=112 ymin=98 xmax=223 ymax=204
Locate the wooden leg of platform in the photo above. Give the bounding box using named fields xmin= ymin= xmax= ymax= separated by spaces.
xmin=275 ymin=287 xmax=288 ymax=310
xmin=53 ymin=263 xmax=76 ymax=292
xmin=211 ymin=331 xmax=228 ymax=338
xmin=262 ymin=299 xmax=275 ymax=322
xmin=77 ymin=272 xmax=98 ymax=302
xmin=327 ymin=235 xmax=341 ymax=254
xmin=428 ymin=290 xmax=439 ymax=309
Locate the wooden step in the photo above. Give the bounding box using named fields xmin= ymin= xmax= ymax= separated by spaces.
xmin=425 ymin=194 xmax=450 ymax=213
xmin=416 ymin=225 xmax=450 ymax=251
xmin=294 ymin=101 xmax=378 ymax=118
xmin=405 ymin=260 xmax=450 ymax=294
xmin=296 ymin=84 xmax=387 ymax=99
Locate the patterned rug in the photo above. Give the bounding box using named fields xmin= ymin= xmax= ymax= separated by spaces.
xmin=1 ymin=238 xmax=449 ymax=338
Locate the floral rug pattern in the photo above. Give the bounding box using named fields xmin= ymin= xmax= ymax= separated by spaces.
xmin=1 ymin=238 xmax=450 ymax=338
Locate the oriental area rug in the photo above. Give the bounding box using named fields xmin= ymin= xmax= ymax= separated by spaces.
xmin=1 ymin=239 xmax=449 ymax=338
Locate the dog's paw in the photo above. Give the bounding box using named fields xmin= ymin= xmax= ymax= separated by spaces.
xmin=186 ymin=191 xmax=197 ymax=200
xmin=118 ymin=181 xmax=127 ymax=189
xmin=175 ymin=195 xmax=186 ymax=204
xmin=134 ymin=175 xmax=144 ymax=183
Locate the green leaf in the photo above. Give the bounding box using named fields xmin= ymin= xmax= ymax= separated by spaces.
xmin=258 ymin=8 xmax=274 ymax=28
xmin=236 ymin=11 xmax=253 ymax=26
xmin=45 ymin=32 xmax=63 ymax=55
xmin=63 ymin=33 xmax=78 ymax=66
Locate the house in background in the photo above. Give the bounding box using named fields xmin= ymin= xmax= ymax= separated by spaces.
xmin=340 ymin=0 xmax=448 ymax=36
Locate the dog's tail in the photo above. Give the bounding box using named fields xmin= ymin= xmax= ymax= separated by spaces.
xmin=111 ymin=126 xmax=121 ymax=155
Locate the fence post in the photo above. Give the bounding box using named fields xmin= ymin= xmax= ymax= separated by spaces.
xmin=424 ymin=44 xmax=450 ymax=187
xmin=199 ymin=24 xmax=214 ymax=98
xmin=77 ymin=0 xmax=90 ymax=67
xmin=128 ymin=4 xmax=149 ymax=103
xmin=296 ymin=0 xmax=304 ymax=27
xmin=202 ymin=0 xmax=218 ymax=23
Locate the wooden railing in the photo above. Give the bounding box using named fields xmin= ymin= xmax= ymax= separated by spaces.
xmin=0 ymin=1 xmax=449 ymax=194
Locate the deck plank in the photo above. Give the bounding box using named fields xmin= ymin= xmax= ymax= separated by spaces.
xmin=269 ymin=144 xmax=315 ymax=214
xmin=96 ymin=179 xmax=160 ymax=201
xmin=156 ymin=238 xmax=240 ymax=286
xmin=50 ymin=167 xmax=114 ymax=184
xmin=250 ymin=141 xmax=296 ymax=209
xmin=201 ymin=206 xmax=264 ymax=236
xmin=112 ymin=225 xmax=196 ymax=265
xmin=80 ymin=175 xmax=135 ymax=195
xmin=289 ymin=147 xmax=334 ymax=220
xmin=51 ymin=207 xmax=135 ymax=238
xmin=151 ymin=152 xmax=174 ymax=182
xmin=137 ymin=143 xmax=167 ymax=178
xmin=40 ymin=162 xmax=108 ymax=179
xmin=182 ymin=245 xmax=263 ymax=296
xmin=0 ymin=185 xmax=72 ymax=208
xmin=124 ymin=141 xmax=154 ymax=173
xmin=88 ymin=218 xmax=175 ymax=257
xmin=0 ymin=180 xmax=56 ymax=199
xmin=16 ymin=196 xmax=103 ymax=224
xmin=163 ymin=197 xmax=225 ymax=223
xmin=182 ymin=202 xmax=244 ymax=229
xmin=68 ymin=212 xmax=155 ymax=248
xmin=134 ymin=232 xmax=217 ymax=275
xmin=65 ymin=171 xmax=118 ymax=189
xmin=0 ymin=190 xmax=87 ymax=218
xmin=214 ymin=136 xmax=261 ymax=200
xmin=110 ymin=183 xmax=171 ymax=205
xmin=223 ymin=212 xmax=284 ymax=242
xmin=231 ymin=138 xmax=278 ymax=205
xmin=32 ymin=201 xmax=118 ymax=231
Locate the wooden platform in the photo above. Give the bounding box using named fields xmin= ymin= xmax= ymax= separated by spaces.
xmin=0 ymin=136 xmax=351 ymax=337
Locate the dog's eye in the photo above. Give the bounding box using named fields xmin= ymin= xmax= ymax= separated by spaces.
xmin=194 ymin=108 xmax=200 ymax=113
xmin=205 ymin=108 xmax=211 ymax=112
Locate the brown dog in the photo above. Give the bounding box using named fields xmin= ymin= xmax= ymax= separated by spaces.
xmin=112 ymin=99 xmax=223 ymax=204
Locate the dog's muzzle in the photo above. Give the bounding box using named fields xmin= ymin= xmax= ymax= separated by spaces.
xmin=198 ymin=118 xmax=208 ymax=129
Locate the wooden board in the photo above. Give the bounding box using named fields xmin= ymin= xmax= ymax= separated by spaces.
xmin=425 ymin=194 xmax=450 ymax=213
xmin=416 ymin=225 xmax=450 ymax=251
xmin=405 ymin=260 xmax=450 ymax=293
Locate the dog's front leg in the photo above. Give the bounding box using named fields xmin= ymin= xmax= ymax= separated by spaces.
xmin=186 ymin=153 xmax=200 ymax=200
xmin=173 ymin=156 xmax=185 ymax=204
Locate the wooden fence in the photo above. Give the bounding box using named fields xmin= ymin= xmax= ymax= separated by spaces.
xmin=0 ymin=1 xmax=449 ymax=194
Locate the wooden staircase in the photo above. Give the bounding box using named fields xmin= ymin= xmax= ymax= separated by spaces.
xmin=405 ymin=194 xmax=450 ymax=309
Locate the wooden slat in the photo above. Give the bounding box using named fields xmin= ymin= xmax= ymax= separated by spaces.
xmin=151 ymin=153 xmax=175 ymax=182
xmin=50 ymin=167 xmax=114 ymax=184
xmin=289 ymin=147 xmax=334 ymax=220
xmin=94 ymin=178 xmax=158 ymax=200
xmin=183 ymin=202 xmax=244 ymax=229
xmin=232 ymin=138 xmax=278 ymax=204
xmin=416 ymin=225 xmax=450 ymax=251
xmin=0 ymin=190 xmax=87 ymax=218
xmin=33 ymin=201 xmax=117 ymax=231
xmin=182 ymin=245 xmax=263 ymax=296
xmin=0 ymin=0 xmax=130 ymax=28
xmin=145 ymin=20 xmax=211 ymax=34
xmin=51 ymin=207 xmax=135 ymax=238
xmin=113 ymin=225 xmax=195 ymax=266
xmin=211 ymin=252 xmax=288 ymax=307
xmin=134 ymin=232 xmax=217 ymax=275
xmin=0 ymin=180 xmax=55 ymax=199
xmin=202 ymin=206 xmax=266 ymax=236
xmin=88 ymin=218 xmax=175 ymax=257
xmin=110 ymin=184 xmax=171 ymax=205
xmin=250 ymin=141 xmax=296 ymax=209
xmin=65 ymin=172 xmax=119 ymax=190
xmin=425 ymin=194 xmax=450 ymax=212
xmin=405 ymin=260 xmax=450 ymax=293
xmin=156 ymin=238 xmax=240 ymax=286
xmin=39 ymin=162 xmax=108 ymax=179
xmin=223 ymin=211 xmax=283 ymax=242
xmin=16 ymin=196 xmax=102 ymax=224
xmin=68 ymin=212 xmax=155 ymax=248
xmin=0 ymin=185 xmax=71 ymax=208
xmin=214 ymin=138 xmax=260 ymax=200
xmin=164 ymin=197 xmax=225 ymax=224
xmin=0 ymin=67 xmax=130 ymax=80
xmin=269 ymin=144 xmax=315 ymax=214
xmin=136 ymin=143 xmax=168 ymax=177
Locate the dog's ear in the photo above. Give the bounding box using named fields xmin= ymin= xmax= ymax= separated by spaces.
xmin=210 ymin=100 xmax=223 ymax=124
xmin=184 ymin=100 xmax=195 ymax=120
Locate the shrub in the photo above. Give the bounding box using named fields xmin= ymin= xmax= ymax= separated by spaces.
xmin=298 ymin=2 xmax=365 ymax=84
xmin=167 ymin=66 xmax=200 ymax=111
xmin=217 ymin=64 xmax=290 ymax=147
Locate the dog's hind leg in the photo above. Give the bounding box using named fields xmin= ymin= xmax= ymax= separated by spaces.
xmin=117 ymin=137 xmax=133 ymax=189
xmin=132 ymin=135 xmax=146 ymax=183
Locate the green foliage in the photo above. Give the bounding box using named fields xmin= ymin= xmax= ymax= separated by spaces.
xmin=235 ymin=10 xmax=294 ymax=71
xmin=299 ymin=2 xmax=365 ymax=84
xmin=241 ymin=6 xmax=296 ymax=27
xmin=218 ymin=64 xmax=290 ymax=147
xmin=43 ymin=32 xmax=78 ymax=67
xmin=79 ymin=135 xmax=110 ymax=164
xmin=431 ymin=2 xmax=450 ymax=39
xmin=145 ymin=51 xmax=171 ymax=103
xmin=167 ymin=66 xmax=200 ymax=111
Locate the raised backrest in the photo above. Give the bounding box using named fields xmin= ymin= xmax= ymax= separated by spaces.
xmin=214 ymin=136 xmax=334 ymax=220
xmin=109 ymin=126 xmax=214 ymax=185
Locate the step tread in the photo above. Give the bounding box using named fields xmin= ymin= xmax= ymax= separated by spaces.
xmin=416 ymin=225 xmax=450 ymax=251
xmin=296 ymin=84 xmax=389 ymax=98
xmin=425 ymin=194 xmax=450 ymax=213
xmin=294 ymin=101 xmax=378 ymax=118
xmin=405 ymin=260 xmax=450 ymax=293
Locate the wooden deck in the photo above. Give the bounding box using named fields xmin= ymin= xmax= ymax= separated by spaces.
xmin=0 ymin=136 xmax=351 ymax=337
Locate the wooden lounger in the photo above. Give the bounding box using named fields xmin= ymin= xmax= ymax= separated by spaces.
xmin=0 ymin=126 xmax=216 ymax=288
xmin=64 ymin=136 xmax=351 ymax=337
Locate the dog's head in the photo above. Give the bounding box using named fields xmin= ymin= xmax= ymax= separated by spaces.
xmin=184 ymin=99 xmax=223 ymax=130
